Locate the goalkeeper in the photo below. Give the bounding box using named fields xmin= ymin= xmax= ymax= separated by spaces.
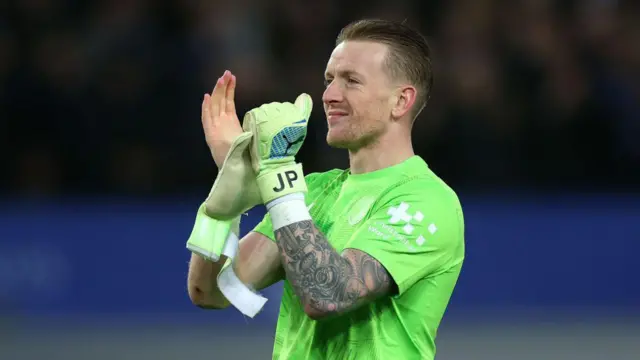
xmin=187 ymin=19 xmax=465 ymax=360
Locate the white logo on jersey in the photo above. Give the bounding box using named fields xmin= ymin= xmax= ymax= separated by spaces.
xmin=414 ymin=224 xmax=438 ymax=246
xmin=387 ymin=202 xmax=424 ymax=234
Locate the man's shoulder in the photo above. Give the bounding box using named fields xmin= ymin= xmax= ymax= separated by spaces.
xmin=305 ymin=168 xmax=348 ymax=188
xmin=375 ymin=170 xmax=465 ymax=253
xmin=381 ymin=170 xmax=461 ymax=210
xmin=389 ymin=164 xmax=456 ymax=192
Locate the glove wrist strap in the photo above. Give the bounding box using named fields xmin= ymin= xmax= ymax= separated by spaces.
xmin=186 ymin=204 xmax=239 ymax=261
xmin=256 ymin=162 xmax=307 ymax=203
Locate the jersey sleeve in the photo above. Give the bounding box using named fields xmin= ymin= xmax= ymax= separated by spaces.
xmin=251 ymin=170 xmax=337 ymax=242
xmin=252 ymin=209 xmax=275 ymax=241
xmin=344 ymin=179 xmax=465 ymax=296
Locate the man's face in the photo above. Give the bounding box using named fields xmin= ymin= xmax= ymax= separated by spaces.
xmin=322 ymin=40 xmax=395 ymax=149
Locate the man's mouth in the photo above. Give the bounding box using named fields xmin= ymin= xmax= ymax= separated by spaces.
xmin=327 ymin=111 xmax=348 ymax=125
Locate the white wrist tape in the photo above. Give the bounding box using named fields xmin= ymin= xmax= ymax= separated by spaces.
xmin=215 ymin=221 xmax=268 ymax=318
xmin=218 ymin=263 xmax=268 ymax=318
xmin=267 ymin=193 xmax=312 ymax=230
xmin=220 ymin=231 xmax=238 ymax=260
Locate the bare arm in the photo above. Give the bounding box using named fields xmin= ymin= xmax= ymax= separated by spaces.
xmin=187 ymin=231 xmax=283 ymax=309
xmin=275 ymin=220 xmax=395 ymax=320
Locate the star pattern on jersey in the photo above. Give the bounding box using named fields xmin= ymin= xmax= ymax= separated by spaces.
xmin=387 ymin=202 xmax=424 ymax=235
xmin=387 ymin=202 xmax=438 ymax=246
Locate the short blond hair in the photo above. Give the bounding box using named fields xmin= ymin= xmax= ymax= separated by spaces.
xmin=336 ymin=19 xmax=434 ymax=119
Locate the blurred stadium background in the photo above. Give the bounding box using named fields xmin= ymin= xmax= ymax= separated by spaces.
xmin=0 ymin=0 xmax=639 ymax=359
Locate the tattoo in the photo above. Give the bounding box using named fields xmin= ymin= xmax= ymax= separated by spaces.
xmin=275 ymin=220 xmax=393 ymax=317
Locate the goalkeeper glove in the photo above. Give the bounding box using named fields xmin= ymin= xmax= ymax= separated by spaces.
xmin=186 ymin=131 xmax=261 ymax=261
xmin=242 ymin=93 xmax=313 ymax=205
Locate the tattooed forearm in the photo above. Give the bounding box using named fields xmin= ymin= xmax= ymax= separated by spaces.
xmin=275 ymin=220 xmax=393 ymax=318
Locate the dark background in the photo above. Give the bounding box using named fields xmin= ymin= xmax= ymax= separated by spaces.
xmin=1 ymin=0 xmax=638 ymax=196
xmin=0 ymin=0 xmax=638 ymax=359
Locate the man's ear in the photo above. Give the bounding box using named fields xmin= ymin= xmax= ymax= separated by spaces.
xmin=390 ymin=85 xmax=417 ymax=120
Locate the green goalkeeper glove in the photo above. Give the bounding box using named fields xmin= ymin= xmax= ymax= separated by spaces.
xmin=202 ymin=131 xmax=261 ymax=220
xmin=186 ymin=131 xmax=262 ymax=261
xmin=242 ymin=93 xmax=312 ymax=204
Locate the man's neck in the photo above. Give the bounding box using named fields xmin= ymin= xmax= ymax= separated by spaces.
xmin=348 ymin=130 xmax=414 ymax=175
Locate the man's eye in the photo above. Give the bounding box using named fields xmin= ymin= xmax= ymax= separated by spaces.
xmin=324 ymin=79 xmax=333 ymax=87
xmin=347 ymin=78 xmax=359 ymax=84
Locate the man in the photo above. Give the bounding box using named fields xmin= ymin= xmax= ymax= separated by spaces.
xmin=187 ymin=19 xmax=465 ymax=360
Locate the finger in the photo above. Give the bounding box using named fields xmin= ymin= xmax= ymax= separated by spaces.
xmin=294 ymin=93 xmax=313 ymax=121
xmin=225 ymin=73 xmax=236 ymax=116
xmin=210 ymin=77 xmax=224 ymax=117
xmin=219 ymin=71 xmax=231 ymax=114
xmin=202 ymin=94 xmax=212 ymax=129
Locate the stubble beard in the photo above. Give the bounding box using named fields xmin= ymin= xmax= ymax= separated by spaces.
xmin=326 ymin=114 xmax=386 ymax=151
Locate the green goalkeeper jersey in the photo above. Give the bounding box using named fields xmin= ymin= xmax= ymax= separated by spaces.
xmin=253 ymin=156 xmax=465 ymax=360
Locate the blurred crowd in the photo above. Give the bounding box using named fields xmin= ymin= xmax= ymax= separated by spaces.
xmin=0 ymin=0 xmax=638 ymax=196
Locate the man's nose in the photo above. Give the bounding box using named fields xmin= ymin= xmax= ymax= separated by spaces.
xmin=322 ymin=81 xmax=343 ymax=105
